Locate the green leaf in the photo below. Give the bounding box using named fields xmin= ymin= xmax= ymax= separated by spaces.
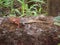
xmin=15 ymin=9 xmax=21 ymax=15
xmin=54 ymin=16 xmax=60 ymax=22
xmin=54 ymin=22 xmax=60 ymax=26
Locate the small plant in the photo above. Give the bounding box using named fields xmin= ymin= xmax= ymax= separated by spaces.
xmin=0 ymin=0 xmax=46 ymax=17
xmin=0 ymin=0 xmax=15 ymax=16
xmin=17 ymin=0 xmax=46 ymax=17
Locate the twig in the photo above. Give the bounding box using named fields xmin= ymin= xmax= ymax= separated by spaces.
xmin=24 ymin=19 xmax=50 ymax=24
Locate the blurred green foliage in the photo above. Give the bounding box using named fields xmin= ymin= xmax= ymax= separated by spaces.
xmin=0 ymin=0 xmax=46 ymax=17
xmin=58 ymin=43 xmax=60 ymax=45
xmin=54 ymin=16 xmax=60 ymax=26
xmin=0 ymin=0 xmax=14 ymax=8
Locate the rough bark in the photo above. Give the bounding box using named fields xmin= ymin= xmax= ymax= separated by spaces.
xmin=47 ymin=0 xmax=60 ymax=16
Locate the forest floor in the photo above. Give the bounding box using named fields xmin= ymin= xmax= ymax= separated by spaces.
xmin=0 ymin=0 xmax=60 ymax=45
xmin=0 ymin=15 xmax=60 ymax=45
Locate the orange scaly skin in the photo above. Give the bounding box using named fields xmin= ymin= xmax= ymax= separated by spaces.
xmin=9 ymin=17 xmax=20 ymax=28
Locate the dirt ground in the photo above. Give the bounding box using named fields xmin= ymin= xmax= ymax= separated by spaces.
xmin=0 ymin=15 xmax=60 ymax=45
